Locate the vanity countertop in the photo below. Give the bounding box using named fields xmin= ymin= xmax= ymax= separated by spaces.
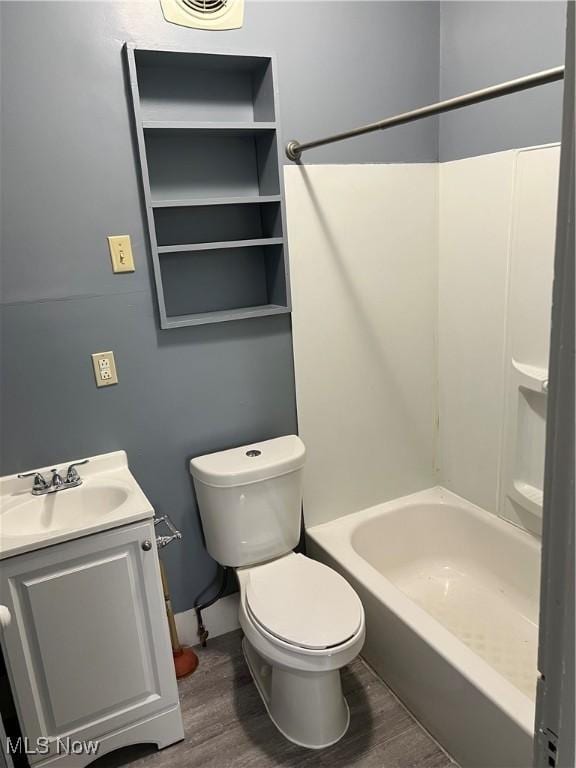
xmin=0 ymin=451 xmax=154 ymax=560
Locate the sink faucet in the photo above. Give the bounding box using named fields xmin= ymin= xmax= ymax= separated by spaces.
xmin=50 ymin=468 xmax=65 ymax=490
xmin=18 ymin=459 xmax=89 ymax=496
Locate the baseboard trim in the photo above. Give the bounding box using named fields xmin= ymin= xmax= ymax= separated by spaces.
xmin=175 ymin=593 xmax=240 ymax=647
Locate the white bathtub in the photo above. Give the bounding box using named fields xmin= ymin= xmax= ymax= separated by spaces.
xmin=306 ymin=486 xmax=540 ymax=768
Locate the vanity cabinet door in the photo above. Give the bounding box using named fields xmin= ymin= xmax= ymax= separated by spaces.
xmin=0 ymin=521 xmax=180 ymax=762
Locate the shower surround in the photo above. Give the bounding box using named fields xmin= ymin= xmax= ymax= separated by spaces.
xmin=284 ymin=144 xmax=560 ymax=766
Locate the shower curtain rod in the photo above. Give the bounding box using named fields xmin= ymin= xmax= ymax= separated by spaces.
xmin=285 ymin=66 xmax=565 ymax=162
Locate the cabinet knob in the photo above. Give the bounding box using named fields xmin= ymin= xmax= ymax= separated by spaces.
xmin=141 ymin=540 xmax=153 ymax=552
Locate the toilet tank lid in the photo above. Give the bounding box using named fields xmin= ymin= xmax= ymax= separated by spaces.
xmin=190 ymin=435 xmax=306 ymax=488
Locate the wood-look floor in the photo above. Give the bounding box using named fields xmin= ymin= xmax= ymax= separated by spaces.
xmin=96 ymin=630 xmax=456 ymax=768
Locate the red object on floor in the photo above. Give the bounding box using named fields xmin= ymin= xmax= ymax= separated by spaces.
xmin=173 ymin=647 xmax=199 ymax=678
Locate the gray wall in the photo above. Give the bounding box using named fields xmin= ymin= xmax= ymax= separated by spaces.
xmin=0 ymin=0 xmax=567 ymax=614
xmin=439 ymin=1 xmax=567 ymax=160
xmin=0 ymin=0 xmax=440 ymax=613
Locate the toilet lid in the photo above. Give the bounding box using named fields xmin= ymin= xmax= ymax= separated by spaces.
xmin=246 ymin=554 xmax=363 ymax=650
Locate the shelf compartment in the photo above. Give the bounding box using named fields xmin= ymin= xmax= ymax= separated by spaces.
xmin=160 ymin=244 xmax=287 ymax=321
xmin=153 ymin=201 xmax=283 ymax=247
xmin=134 ymin=49 xmax=276 ymax=123
xmin=144 ymin=129 xmax=279 ymax=202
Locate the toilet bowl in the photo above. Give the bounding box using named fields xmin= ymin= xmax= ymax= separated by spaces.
xmin=236 ymin=553 xmax=365 ymax=748
xmin=190 ymin=435 xmax=365 ymax=748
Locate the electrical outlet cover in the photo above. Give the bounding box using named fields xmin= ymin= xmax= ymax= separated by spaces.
xmin=92 ymin=352 xmax=118 ymax=387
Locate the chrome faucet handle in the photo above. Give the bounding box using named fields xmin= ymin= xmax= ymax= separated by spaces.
xmin=18 ymin=470 xmax=49 ymax=493
xmin=50 ymin=469 xmax=65 ymax=489
xmin=65 ymin=459 xmax=89 ymax=484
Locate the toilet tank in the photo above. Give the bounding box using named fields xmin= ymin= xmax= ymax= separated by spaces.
xmin=190 ymin=436 xmax=306 ymax=568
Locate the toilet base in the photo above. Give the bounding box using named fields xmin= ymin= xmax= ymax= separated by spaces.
xmin=242 ymin=637 xmax=350 ymax=749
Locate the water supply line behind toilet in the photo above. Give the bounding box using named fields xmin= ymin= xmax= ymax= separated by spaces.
xmin=194 ymin=566 xmax=229 ymax=647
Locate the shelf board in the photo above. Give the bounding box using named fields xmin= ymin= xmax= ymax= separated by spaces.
xmin=151 ymin=195 xmax=282 ymax=209
xmin=512 ymin=359 xmax=549 ymax=393
xmin=143 ymin=121 xmax=277 ymax=132
xmin=157 ymin=237 xmax=284 ymax=254
xmin=509 ymin=480 xmax=543 ymax=517
xmin=163 ymin=303 xmax=290 ymax=328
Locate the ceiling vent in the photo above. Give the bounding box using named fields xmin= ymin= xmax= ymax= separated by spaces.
xmin=159 ymin=0 xmax=244 ymax=29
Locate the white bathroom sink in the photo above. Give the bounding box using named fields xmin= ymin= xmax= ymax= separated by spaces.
xmin=0 ymin=451 xmax=154 ymax=559
xmin=1 ymin=483 xmax=130 ymax=537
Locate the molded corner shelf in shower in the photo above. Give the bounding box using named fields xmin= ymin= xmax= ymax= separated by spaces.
xmin=125 ymin=43 xmax=291 ymax=328
xmin=504 ymin=358 xmax=549 ymax=521
xmin=509 ymin=481 xmax=543 ymax=517
xmin=512 ymin=359 xmax=549 ymax=392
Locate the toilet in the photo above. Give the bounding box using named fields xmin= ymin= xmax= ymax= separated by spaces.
xmin=190 ymin=435 xmax=365 ymax=749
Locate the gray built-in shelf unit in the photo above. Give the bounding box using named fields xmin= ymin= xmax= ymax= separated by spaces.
xmin=125 ymin=44 xmax=291 ymax=328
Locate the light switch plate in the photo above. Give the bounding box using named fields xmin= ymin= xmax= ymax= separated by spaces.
xmin=108 ymin=235 xmax=135 ymax=273
xmin=91 ymin=351 xmax=118 ymax=387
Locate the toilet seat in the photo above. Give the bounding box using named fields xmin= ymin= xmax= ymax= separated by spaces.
xmin=245 ymin=554 xmax=363 ymax=650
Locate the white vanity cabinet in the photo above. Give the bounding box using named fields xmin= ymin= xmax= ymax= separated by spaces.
xmin=0 ymin=520 xmax=184 ymax=767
